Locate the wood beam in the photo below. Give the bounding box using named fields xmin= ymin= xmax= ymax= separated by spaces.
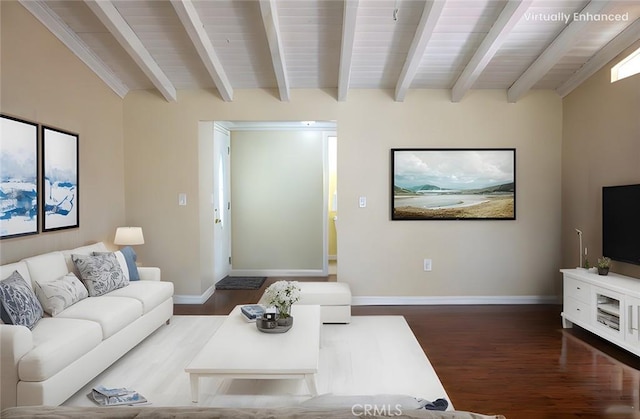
xmin=84 ymin=0 xmax=177 ymax=102
xmin=259 ymin=0 xmax=290 ymax=102
xmin=451 ymin=0 xmax=533 ymax=103
xmin=395 ymin=0 xmax=446 ymax=102
xmin=170 ymin=0 xmax=233 ymax=102
xmin=19 ymin=0 xmax=129 ymax=99
xmin=507 ymin=0 xmax=610 ymax=103
xmin=557 ymin=18 xmax=640 ymax=97
xmin=338 ymin=0 xmax=359 ymax=102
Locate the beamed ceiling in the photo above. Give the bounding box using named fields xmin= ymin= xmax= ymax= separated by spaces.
xmin=20 ymin=0 xmax=640 ymax=103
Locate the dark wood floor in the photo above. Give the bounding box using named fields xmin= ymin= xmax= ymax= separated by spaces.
xmin=175 ymin=277 xmax=640 ymax=419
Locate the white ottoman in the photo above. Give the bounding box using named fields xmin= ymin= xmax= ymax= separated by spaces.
xmin=260 ymin=282 xmax=352 ymax=324
xmin=297 ymin=282 xmax=351 ymax=324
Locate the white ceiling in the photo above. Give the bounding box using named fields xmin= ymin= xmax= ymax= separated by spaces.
xmin=21 ymin=0 xmax=640 ymax=103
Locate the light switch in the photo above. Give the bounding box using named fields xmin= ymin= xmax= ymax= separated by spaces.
xmin=359 ymin=196 xmax=367 ymax=208
xmin=179 ymin=193 xmax=187 ymax=206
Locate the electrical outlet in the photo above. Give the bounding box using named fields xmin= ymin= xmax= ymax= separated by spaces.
xmin=423 ymin=259 xmax=432 ymax=271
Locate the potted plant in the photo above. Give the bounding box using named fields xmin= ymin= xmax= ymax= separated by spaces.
xmin=263 ymin=280 xmax=301 ymax=326
xmin=597 ymin=257 xmax=611 ymax=276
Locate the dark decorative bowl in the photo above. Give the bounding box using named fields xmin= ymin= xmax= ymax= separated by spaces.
xmin=256 ymin=316 xmax=293 ymax=333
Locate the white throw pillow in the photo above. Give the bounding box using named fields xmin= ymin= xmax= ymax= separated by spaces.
xmin=33 ymin=272 xmax=88 ymax=316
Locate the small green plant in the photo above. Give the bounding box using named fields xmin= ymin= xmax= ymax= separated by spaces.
xmin=597 ymin=257 xmax=611 ymax=269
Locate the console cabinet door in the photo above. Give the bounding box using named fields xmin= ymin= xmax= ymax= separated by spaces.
xmin=626 ymin=297 xmax=640 ymax=347
xmin=593 ymin=287 xmax=625 ymax=341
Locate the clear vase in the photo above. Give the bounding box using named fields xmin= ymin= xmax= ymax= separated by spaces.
xmin=277 ymin=304 xmax=293 ymax=327
xmin=278 ymin=304 xmax=291 ymax=318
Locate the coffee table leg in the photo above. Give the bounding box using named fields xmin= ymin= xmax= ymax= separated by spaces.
xmin=305 ymin=373 xmax=318 ymax=396
xmin=190 ymin=374 xmax=200 ymax=403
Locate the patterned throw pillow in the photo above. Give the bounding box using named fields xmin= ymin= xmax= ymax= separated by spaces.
xmin=93 ymin=247 xmax=139 ymax=281
xmin=93 ymin=250 xmax=130 ymax=281
xmin=72 ymin=253 xmax=128 ymax=297
xmin=33 ymin=272 xmax=89 ymax=316
xmin=0 ymin=270 xmax=44 ymax=329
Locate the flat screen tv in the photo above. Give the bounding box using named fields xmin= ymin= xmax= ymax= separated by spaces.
xmin=603 ymin=184 xmax=640 ymax=265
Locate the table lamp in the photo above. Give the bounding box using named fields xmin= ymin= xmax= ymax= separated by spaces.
xmin=114 ymin=227 xmax=145 ymax=246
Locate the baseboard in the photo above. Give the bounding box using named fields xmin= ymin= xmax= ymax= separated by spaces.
xmin=352 ymin=295 xmax=560 ymax=305
xmin=230 ymin=269 xmax=326 ymax=277
xmin=173 ymin=284 xmax=215 ymax=305
xmin=175 ymin=291 xmax=559 ymax=306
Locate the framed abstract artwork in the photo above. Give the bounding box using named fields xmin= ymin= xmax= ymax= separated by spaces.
xmin=391 ymin=148 xmax=516 ymax=220
xmin=0 ymin=114 xmax=39 ymax=239
xmin=42 ymin=125 xmax=79 ymax=231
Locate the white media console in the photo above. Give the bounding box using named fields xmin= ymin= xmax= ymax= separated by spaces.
xmin=562 ymin=268 xmax=640 ymax=356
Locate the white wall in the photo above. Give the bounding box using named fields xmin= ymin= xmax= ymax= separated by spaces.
xmin=124 ymin=88 xmax=562 ymax=301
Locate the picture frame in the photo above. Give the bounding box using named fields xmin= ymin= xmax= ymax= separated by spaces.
xmin=391 ymin=148 xmax=516 ymax=220
xmin=42 ymin=125 xmax=79 ymax=231
xmin=0 ymin=114 xmax=39 ymax=239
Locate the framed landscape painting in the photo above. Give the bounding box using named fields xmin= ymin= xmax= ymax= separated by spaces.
xmin=392 ymin=148 xmax=516 ymax=220
xmin=42 ymin=126 xmax=79 ymax=231
xmin=0 ymin=115 xmax=39 ymax=239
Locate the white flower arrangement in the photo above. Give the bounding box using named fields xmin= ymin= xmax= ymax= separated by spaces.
xmin=263 ymin=280 xmax=301 ymax=318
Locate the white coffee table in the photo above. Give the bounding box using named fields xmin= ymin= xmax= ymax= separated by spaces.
xmin=185 ymin=304 xmax=321 ymax=402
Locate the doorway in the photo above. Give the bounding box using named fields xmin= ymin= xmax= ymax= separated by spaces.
xmin=213 ymin=121 xmax=336 ymax=278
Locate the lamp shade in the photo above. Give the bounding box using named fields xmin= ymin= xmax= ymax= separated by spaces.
xmin=114 ymin=227 xmax=145 ymax=246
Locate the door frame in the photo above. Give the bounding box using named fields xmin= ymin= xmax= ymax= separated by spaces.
xmin=215 ymin=121 xmax=335 ymax=278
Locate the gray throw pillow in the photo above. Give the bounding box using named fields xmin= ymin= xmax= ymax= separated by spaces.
xmin=0 ymin=270 xmax=44 ymax=329
xmin=94 ymin=247 xmax=139 ymax=281
xmin=33 ymin=272 xmax=89 ymax=316
xmin=72 ymin=253 xmax=128 ymax=297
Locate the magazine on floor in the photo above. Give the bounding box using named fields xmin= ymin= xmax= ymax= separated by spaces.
xmin=88 ymin=385 xmax=148 ymax=406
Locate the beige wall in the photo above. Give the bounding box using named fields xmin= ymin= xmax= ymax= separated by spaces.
xmin=2 ymin=0 xmax=565 ymax=300
xmin=562 ymin=40 xmax=640 ymax=279
xmin=124 ymin=88 xmax=562 ymax=299
xmin=231 ymin=130 xmax=324 ymax=272
xmin=339 ymin=90 xmax=562 ymax=299
xmin=0 ymin=1 xmax=125 ymax=264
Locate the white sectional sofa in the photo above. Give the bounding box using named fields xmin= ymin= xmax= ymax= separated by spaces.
xmin=0 ymin=242 xmax=173 ymax=410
